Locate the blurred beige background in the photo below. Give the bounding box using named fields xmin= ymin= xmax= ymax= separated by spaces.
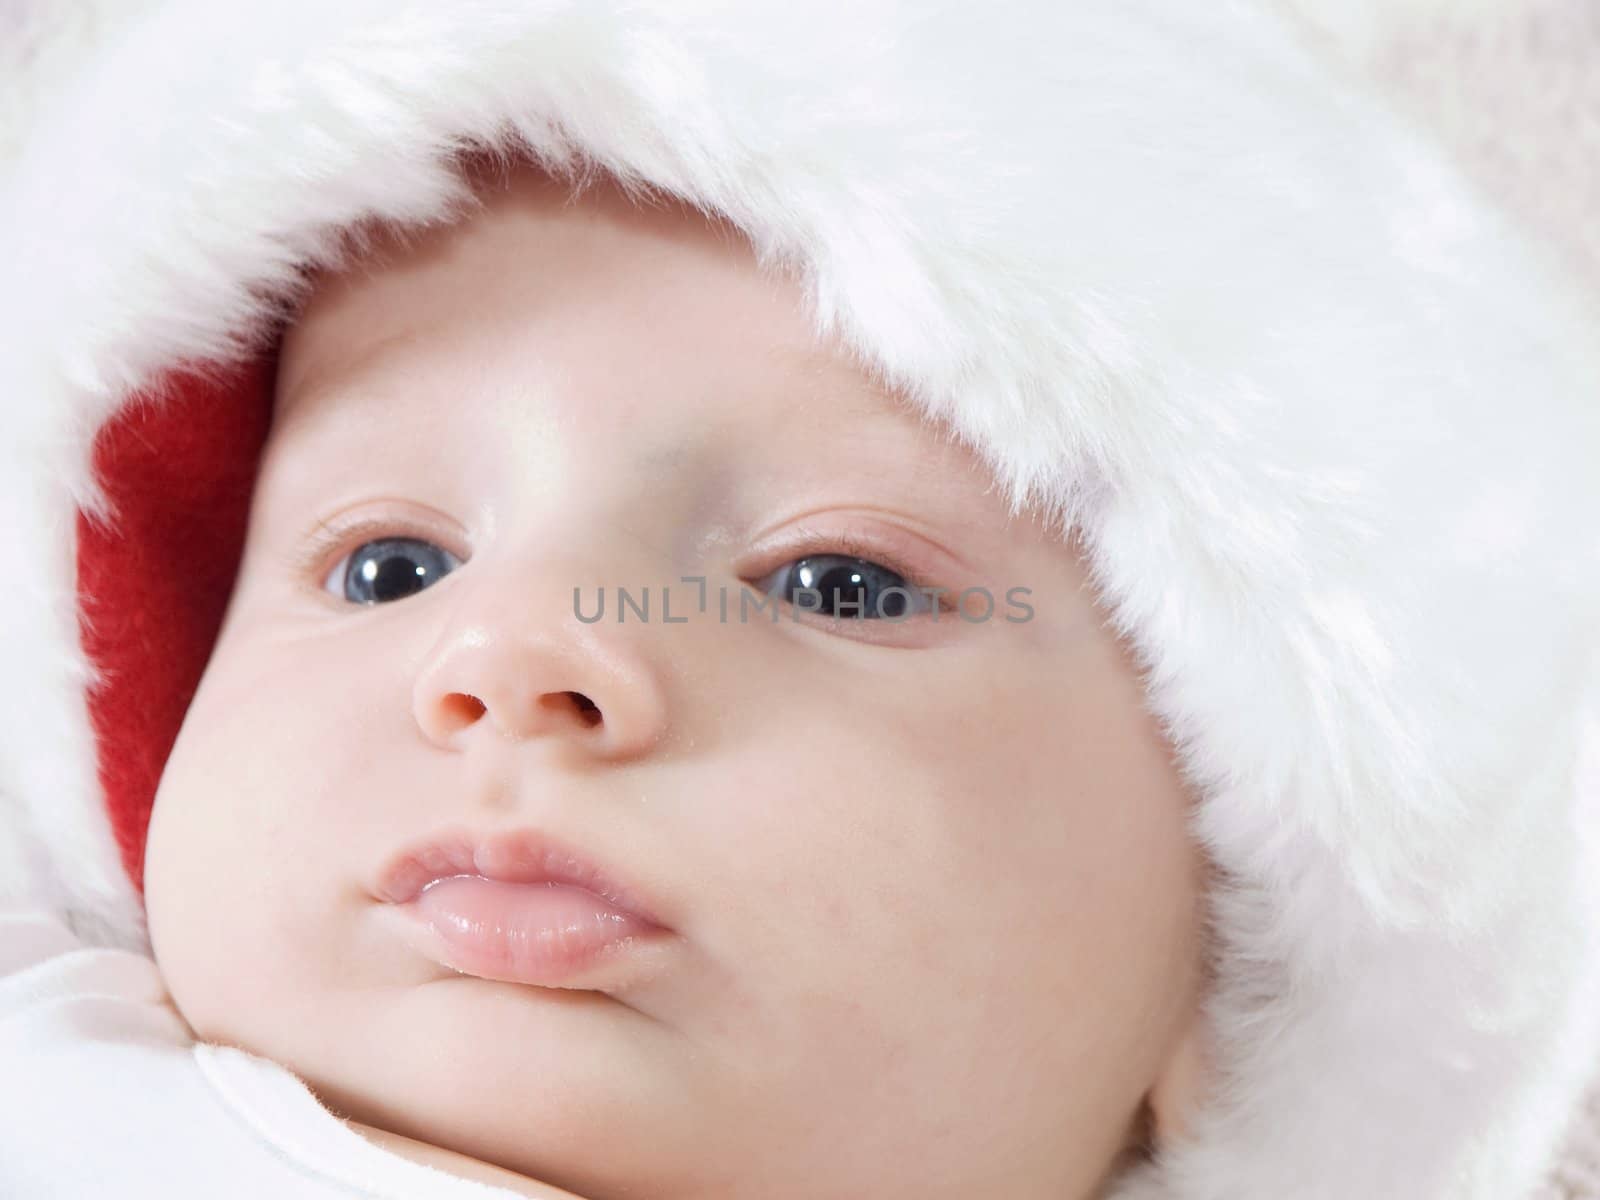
xmin=1277 ymin=0 xmax=1600 ymax=303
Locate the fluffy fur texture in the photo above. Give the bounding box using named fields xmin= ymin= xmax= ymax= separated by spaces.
xmin=2 ymin=1 xmax=1598 ymax=1197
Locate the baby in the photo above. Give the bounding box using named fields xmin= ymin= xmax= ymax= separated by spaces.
xmin=137 ymin=156 xmax=1213 ymax=1198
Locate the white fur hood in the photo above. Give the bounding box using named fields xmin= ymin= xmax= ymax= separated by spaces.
xmin=3 ymin=2 xmax=1599 ymax=1198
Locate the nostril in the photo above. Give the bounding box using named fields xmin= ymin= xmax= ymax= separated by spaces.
xmin=439 ymin=694 xmax=487 ymax=732
xmin=432 ymin=691 xmax=602 ymax=738
xmin=547 ymin=690 xmax=603 ymax=728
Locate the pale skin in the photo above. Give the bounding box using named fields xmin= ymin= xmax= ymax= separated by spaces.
xmin=143 ymin=155 xmax=1213 ymax=1199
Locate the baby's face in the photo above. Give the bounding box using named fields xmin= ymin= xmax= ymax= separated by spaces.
xmin=144 ymin=162 xmax=1206 ymax=1200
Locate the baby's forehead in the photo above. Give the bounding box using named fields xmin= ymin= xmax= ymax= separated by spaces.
xmin=279 ymin=170 xmax=847 ymax=416
xmin=269 ymin=332 xmax=956 ymax=511
xmin=275 ymin=195 xmax=915 ymax=448
xmin=266 ymin=163 xmax=1033 ymax=543
xmin=272 ymin=300 xmax=915 ymax=458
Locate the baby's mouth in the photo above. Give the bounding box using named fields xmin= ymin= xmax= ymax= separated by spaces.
xmin=390 ymin=874 xmax=678 ymax=990
xmin=372 ymin=824 xmax=681 ymax=991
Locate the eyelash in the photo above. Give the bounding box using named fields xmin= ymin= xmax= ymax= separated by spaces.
xmin=285 ymin=513 xmax=463 ymax=586
xmin=287 ymin=515 xmax=950 ymax=612
xmin=753 ymin=523 xmax=951 ymax=613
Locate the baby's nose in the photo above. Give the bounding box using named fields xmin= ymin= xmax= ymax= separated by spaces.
xmin=410 ymin=581 xmax=669 ymax=760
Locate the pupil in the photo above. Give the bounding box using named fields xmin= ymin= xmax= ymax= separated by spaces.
xmin=347 ymin=538 xmax=448 ymax=605
xmin=798 ymin=557 xmax=908 ymax=618
xmin=369 ymin=554 xmax=428 ymax=603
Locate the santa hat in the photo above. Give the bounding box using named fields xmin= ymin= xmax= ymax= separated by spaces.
xmin=3 ymin=2 xmax=1599 ymax=1197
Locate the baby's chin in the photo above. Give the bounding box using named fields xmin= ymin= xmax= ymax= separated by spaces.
xmin=281 ymin=971 xmax=700 ymax=1195
xmin=342 ymin=1117 xmax=590 ymax=1197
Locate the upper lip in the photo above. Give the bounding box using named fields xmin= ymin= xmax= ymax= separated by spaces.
xmin=373 ymin=825 xmax=671 ymax=929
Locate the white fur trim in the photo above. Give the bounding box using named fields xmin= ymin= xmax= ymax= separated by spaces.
xmin=0 ymin=0 xmax=164 ymax=166
xmin=2 ymin=2 xmax=1598 ymax=1196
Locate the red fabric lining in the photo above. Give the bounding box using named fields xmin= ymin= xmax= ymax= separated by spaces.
xmin=76 ymin=347 xmax=279 ymax=899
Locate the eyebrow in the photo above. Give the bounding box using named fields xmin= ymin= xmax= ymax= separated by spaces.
xmin=273 ymin=328 xmax=913 ymax=463
xmin=765 ymin=338 xmax=897 ymax=401
xmin=271 ymin=332 xmax=433 ymax=445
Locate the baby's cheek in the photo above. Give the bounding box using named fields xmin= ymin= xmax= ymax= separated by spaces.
xmin=143 ymin=834 xmax=240 ymax=1047
xmin=148 ymin=818 xmax=336 ymax=1073
xmin=144 ymin=738 xmax=285 ymax=1039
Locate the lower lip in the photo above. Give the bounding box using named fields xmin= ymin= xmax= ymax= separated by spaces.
xmin=398 ymin=875 xmax=664 ymax=988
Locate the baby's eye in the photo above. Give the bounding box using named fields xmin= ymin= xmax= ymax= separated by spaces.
xmin=324 ymin=537 xmax=462 ymax=605
xmin=751 ymin=554 xmax=936 ymax=620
